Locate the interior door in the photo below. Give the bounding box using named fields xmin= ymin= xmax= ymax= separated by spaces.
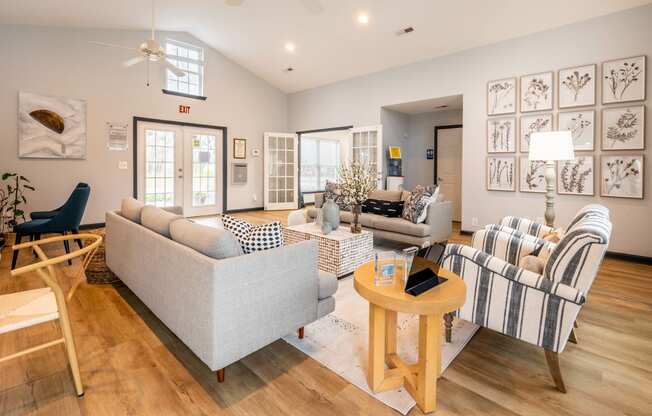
xmin=436 ymin=127 xmax=462 ymax=221
xmin=350 ymin=125 xmax=383 ymax=188
xmin=264 ymin=132 xmax=298 ymax=210
xmin=183 ymin=127 xmax=223 ymax=217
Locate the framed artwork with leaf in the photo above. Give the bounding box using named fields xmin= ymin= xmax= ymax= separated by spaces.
xmin=487 ymin=156 xmax=516 ymax=191
xmin=520 ymin=113 xmax=553 ymax=153
xmin=487 ymin=77 xmax=517 ymax=115
xmin=601 ymin=155 xmax=644 ymax=199
xmin=558 ymin=64 xmax=596 ymax=108
xmin=520 ymin=71 xmax=554 ymax=112
xmin=519 ymin=157 xmax=546 ymax=193
xmin=558 ymin=110 xmax=595 ymax=151
xmin=557 ymin=156 xmax=594 ymax=196
xmin=602 ymin=56 xmax=646 ymax=104
xmin=602 ymin=105 xmax=645 ymax=150
xmin=487 ymin=117 xmax=516 ymax=153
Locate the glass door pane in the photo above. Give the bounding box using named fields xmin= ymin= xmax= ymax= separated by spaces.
xmin=264 ymin=133 xmax=298 ymax=210
xmin=191 ymin=134 xmax=216 ymax=207
xmin=144 ymin=129 xmax=176 ymax=207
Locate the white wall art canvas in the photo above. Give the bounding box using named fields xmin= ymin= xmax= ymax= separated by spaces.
xmin=558 ymin=110 xmax=595 ymax=151
xmin=601 ymin=155 xmax=644 ymax=199
xmin=558 ymin=64 xmax=596 ymax=108
xmin=487 ymin=77 xmax=516 ymax=115
xmin=487 ymin=117 xmax=516 ymax=153
xmin=602 ymin=105 xmax=645 ymax=150
xmin=519 ymin=157 xmax=546 ymax=193
xmin=602 ymin=56 xmax=646 ymax=104
xmin=487 ymin=156 xmax=516 ymax=191
xmin=520 ymin=72 xmax=553 ymax=112
xmin=18 ymin=92 xmax=87 ymax=159
xmin=557 ymin=156 xmax=594 ymax=196
xmin=520 ymin=113 xmax=553 ymax=152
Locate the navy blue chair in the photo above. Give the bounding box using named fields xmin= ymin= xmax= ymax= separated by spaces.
xmin=12 ymin=184 xmax=91 ymax=270
xmin=30 ymin=183 xmax=89 ymax=220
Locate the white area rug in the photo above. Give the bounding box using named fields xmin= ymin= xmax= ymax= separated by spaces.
xmin=283 ymin=276 xmax=479 ymax=415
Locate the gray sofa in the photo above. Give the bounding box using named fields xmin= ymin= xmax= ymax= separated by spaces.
xmin=306 ymin=190 xmax=452 ymax=247
xmin=105 ymin=200 xmax=336 ymax=382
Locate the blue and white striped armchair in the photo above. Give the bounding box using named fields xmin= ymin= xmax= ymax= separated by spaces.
xmin=442 ymin=212 xmax=612 ymax=392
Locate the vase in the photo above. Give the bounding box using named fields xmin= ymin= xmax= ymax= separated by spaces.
xmin=350 ymin=204 xmax=362 ymax=233
xmin=321 ymin=199 xmax=340 ymax=234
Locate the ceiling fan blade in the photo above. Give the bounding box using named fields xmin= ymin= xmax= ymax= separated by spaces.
xmin=123 ymin=56 xmax=146 ymax=67
xmin=300 ymin=0 xmax=323 ymax=14
xmin=225 ymin=0 xmax=244 ymax=6
xmin=89 ymin=41 xmax=138 ymax=51
xmin=165 ymin=60 xmax=186 ymax=77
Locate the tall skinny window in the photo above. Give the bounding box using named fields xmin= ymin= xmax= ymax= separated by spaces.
xmin=300 ymin=137 xmax=340 ymax=193
xmin=165 ymin=39 xmax=204 ymax=96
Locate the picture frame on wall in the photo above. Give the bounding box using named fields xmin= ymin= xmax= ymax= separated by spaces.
xmin=557 ymin=155 xmax=594 ymax=196
xmin=602 ymin=55 xmax=646 ymax=104
xmin=487 ymin=117 xmax=516 ymax=153
xmin=558 ymin=110 xmax=595 ymax=151
xmin=601 ymin=105 xmax=645 ymax=150
xmin=519 ymin=156 xmax=546 ymax=193
xmin=487 ymin=77 xmax=517 ymax=115
xmin=233 ymin=138 xmax=247 ymax=159
xmin=558 ymin=64 xmax=596 ymax=108
xmin=601 ymin=155 xmax=644 ymax=199
xmin=487 ymin=156 xmax=516 ymax=191
xmin=520 ymin=71 xmax=554 ymax=112
xmin=520 ymin=113 xmax=553 ymax=152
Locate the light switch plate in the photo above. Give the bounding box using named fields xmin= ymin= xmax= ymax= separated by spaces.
xmin=118 ymin=161 xmax=128 ymax=170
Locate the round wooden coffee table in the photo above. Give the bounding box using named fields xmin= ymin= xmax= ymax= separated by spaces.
xmin=353 ymin=257 xmax=466 ymax=413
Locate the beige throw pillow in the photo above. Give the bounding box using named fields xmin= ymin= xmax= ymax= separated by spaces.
xmin=121 ymin=197 xmax=145 ymax=223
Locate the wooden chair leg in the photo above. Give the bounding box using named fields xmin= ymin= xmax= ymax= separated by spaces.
xmin=444 ymin=313 xmax=453 ymax=343
xmin=11 ymin=232 xmax=23 ymax=270
xmin=58 ymin=304 xmax=84 ymax=396
xmin=298 ymin=327 xmax=305 ymax=339
xmin=216 ymin=368 xmax=225 ymax=383
xmin=544 ymin=349 xmax=567 ymax=393
xmin=568 ymin=328 xmax=578 ymax=344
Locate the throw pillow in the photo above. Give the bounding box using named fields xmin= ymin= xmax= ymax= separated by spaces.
xmin=519 ymin=255 xmax=545 ymax=274
xmin=401 ymin=185 xmax=432 ymax=223
xmin=222 ymin=215 xmax=284 ymax=254
xmin=323 ymin=181 xmax=350 ymax=211
xmin=362 ymin=199 xmax=404 ymax=217
xmin=121 ymin=197 xmax=145 ymax=223
xmin=415 ymin=186 xmax=440 ymax=224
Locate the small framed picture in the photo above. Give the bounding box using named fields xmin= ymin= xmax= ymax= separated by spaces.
xmin=557 ymin=155 xmax=594 ymax=196
xmin=558 ymin=64 xmax=596 ymax=108
xmin=558 ymin=110 xmax=595 ymax=151
xmin=487 ymin=156 xmax=516 ymax=191
xmin=602 ymin=55 xmax=646 ymax=104
xmin=519 ymin=157 xmax=546 ymax=193
xmin=520 ymin=113 xmax=553 ymax=153
xmin=487 ymin=77 xmax=517 ymax=115
xmin=601 ymin=155 xmax=644 ymax=199
xmin=487 ymin=117 xmax=516 ymax=153
xmin=520 ymin=71 xmax=554 ymax=112
xmin=233 ymin=138 xmax=247 ymax=159
xmin=602 ymin=105 xmax=645 ymax=150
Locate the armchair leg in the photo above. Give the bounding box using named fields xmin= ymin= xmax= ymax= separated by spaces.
xmin=444 ymin=313 xmax=453 ymax=343
xmin=298 ymin=327 xmax=305 ymax=339
xmin=544 ymin=349 xmax=567 ymax=393
xmin=63 ymin=236 xmax=72 ymax=266
xmin=568 ymin=328 xmax=578 ymax=344
xmin=11 ymin=232 xmax=23 ymax=270
xmin=216 ymin=368 xmax=225 ymax=383
xmin=72 ymin=229 xmax=83 ymax=249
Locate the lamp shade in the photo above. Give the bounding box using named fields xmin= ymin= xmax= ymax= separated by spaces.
xmin=529 ymin=131 xmax=575 ymax=161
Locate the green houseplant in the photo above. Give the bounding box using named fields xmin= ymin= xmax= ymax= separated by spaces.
xmin=0 ymin=173 xmax=35 ymax=248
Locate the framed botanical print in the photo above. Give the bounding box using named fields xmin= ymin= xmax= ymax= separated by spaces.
xmin=487 ymin=77 xmax=517 ymax=115
xmin=558 ymin=110 xmax=595 ymax=151
xmin=519 ymin=157 xmax=546 ymax=193
xmin=602 ymin=105 xmax=645 ymax=150
xmin=601 ymin=155 xmax=644 ymax=199
xmin=557 ymin=156 xmax=594 ymax=196
xmin=233 ymin=138 xmax=247 ymax=159
xmin=487 ymin=117 xmax=516 ymax=153
xmin=520 ymin=71 xmax=554 ymax=112
xmin=558 ymin=64 xmax=596 ymax=108
xmin=487 ymin=156 xmax=516 ymax=191
xmin=602 ymin=55 xmax=646 ymax=104
xmin=520 ymin=113 xmax=553 ymax=153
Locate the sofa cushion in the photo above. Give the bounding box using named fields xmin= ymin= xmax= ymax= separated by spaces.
xmin=170 ymin=219 xmax=242 ymax=259
xmin=372 ymin=216 xmax=430 ymax=237
xmin=222 ymin=215 xmax=284 ymax=254
xmin=306 ymin=206 xmax=318 ymax=219
xmin=362 ymin=199 xmax=404 ymax=217
xmin=367 ymin=189 xmax=403 ymax=201
xmin=318 ymin=270 xmax=338 ymax=299
xmin=141 ymin=205 xmax=183 ymax=238
xmin=402 ymin=186 xmax=433 ymax=223
xmin=339 ymin=211 xmax=375 ymax=227
xmin=121 ymin=197 xmax=145 ymax=223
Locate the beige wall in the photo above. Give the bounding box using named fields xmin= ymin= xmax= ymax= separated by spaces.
xmin=0 ymin=25 xmax=287 ymax=224
xmin=289 ymin=5 xmax=652 ymax=256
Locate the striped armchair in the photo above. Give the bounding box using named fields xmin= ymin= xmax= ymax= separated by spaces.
xmin=442 ymin=212 xmax=612 ymax=392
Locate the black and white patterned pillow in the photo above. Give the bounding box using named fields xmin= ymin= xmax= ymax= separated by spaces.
xmin=221 ymin=215 xmax=284 ymax=254
xmin=362 ymin=199 xmax=404 ymax=217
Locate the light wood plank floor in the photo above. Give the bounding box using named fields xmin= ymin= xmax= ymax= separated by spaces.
xmin=1 ymin=211 xmax=651 ymax=415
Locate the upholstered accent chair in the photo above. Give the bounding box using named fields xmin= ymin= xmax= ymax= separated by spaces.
xmin=442 ymin=212 xmax=612 ymax=392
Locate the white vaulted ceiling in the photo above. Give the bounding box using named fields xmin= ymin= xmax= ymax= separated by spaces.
xmin=1 ymin=0 xmax=650 ymax=93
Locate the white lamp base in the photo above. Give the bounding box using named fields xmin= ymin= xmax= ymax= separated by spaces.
xmin=544 ymin=161 xmax=556 ymax=228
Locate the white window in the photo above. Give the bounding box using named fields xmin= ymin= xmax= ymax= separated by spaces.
xmin=165 ymin=39 xmax=204 ymax=96
xmin=300 ymin=136 xmax=340 ymax=193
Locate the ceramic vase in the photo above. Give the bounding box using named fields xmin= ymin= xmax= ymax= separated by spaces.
xmin=321 ymin=199 xmax=340 ymax=234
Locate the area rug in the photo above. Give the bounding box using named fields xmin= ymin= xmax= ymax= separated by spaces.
xmin=283 ymin=276 xmax=479 ymax=415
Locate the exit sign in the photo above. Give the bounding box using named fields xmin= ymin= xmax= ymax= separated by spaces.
xmin=178 ymin=105 xmax=190 ymax=114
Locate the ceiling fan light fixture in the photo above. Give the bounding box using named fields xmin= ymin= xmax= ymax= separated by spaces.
xmin=285 ymin=42 xmax=296 ymax=53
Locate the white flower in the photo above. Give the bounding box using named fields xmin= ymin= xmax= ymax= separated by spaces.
xmin=337 ymin=162 xmax=377 ymax=205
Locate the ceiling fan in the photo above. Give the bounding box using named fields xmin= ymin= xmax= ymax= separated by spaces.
xmin=225 ymin=0 xmax=324 ymax=14
xmin=89 ymin=1 xmax=186 ymax=86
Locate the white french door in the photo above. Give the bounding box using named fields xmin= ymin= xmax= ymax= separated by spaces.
xmin=350 ymin=125 xmax=383 ymax=188
xmin=137 ymin=122 xmax=223 ymax=216
xmin=264 ymin=132 xmax=298 ymax=210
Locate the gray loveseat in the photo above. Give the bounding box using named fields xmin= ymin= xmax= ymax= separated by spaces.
xmin=306 ymin=189 xmax=452 ymax=247
xmin=105 ymin=200 xmax=336 ymax=382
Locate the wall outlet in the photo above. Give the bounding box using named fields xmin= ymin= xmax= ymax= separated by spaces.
xmin=118 ymin=161 xmax=128 ymax=170
xmin=252 ymin=194 xmax=257 ymax=202
xmin=471 ymin=217 xmax=479 ymax=226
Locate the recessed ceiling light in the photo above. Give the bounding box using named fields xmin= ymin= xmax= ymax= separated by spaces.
xmin=285 ymin=42 xmax=296 ymax=53
xmin=357 ymin=13 xmax=369 ymax=25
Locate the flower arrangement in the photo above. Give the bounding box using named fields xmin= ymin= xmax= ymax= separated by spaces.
xmin=337 ymin=162 xmax=377 ymax=232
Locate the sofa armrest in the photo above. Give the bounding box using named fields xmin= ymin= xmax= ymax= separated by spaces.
xmin=314 ymin=193 xmax=324 ymax=208
xmin=498 ymin=216 xmax=554 ymax=239
xmin=426 ymin=201 xmax=452 ymax=243
xmin=472 ymin=229 xmax=553 ymax=266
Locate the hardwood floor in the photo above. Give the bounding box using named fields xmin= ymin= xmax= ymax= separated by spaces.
xmin=1 ymin=211 xmax=651 ymax=415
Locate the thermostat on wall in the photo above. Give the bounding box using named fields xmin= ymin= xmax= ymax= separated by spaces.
xmin=251 ymin=148 xmax=261 ymax=157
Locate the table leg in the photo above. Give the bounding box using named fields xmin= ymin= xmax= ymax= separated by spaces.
xmin=368 ymin=303 xmax=387 ymax=391
xmin=385 ymin=310 xmax=397 ymax=366
xmin=416 ymin=314 xmax=442 ymax=413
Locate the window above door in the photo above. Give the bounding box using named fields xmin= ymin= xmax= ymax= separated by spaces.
xmin=162 ymin=39 xmax=206 ymax=99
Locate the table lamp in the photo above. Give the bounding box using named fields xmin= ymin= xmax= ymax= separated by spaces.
xmin=528 ymin=131 xmax=575 ymax=227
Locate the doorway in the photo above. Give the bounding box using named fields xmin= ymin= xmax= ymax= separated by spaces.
xmin=434 ymin=125 xmax=463 ymax=222
xmin=133 ymin=117 xmax=227 ymax=217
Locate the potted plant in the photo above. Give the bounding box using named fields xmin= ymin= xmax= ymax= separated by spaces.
xmin=0 ymin=185 xmax=8 ymax=249
xmin=1 ymin=173 xmax=35 ymax=247
xmin=338 ymin=162 xmax=377 ymax=233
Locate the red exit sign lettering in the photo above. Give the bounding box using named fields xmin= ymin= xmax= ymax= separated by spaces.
xmin=178 ymin=105 xmax=190 ymax=114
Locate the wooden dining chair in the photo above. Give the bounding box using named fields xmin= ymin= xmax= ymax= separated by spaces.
xmin=1 ymin=233 xmax=102 ymax=397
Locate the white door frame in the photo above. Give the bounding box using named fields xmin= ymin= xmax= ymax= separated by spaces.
xmin=264 ymin=132 xmax=299 ymax=210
